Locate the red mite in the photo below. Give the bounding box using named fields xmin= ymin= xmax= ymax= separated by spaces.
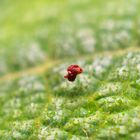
xmin=64 ymin=65 xmax=83 ymax=82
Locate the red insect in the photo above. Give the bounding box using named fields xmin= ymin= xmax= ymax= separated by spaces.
xmin=64 ymin=65 xmax=83 ymax=82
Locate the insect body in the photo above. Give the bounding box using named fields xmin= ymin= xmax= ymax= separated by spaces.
xmin=64 ymin=65 xmax=83 ymax=82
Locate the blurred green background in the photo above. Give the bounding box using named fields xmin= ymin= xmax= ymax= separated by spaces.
xmin=0 ymin=0 xmax=140 ymax=76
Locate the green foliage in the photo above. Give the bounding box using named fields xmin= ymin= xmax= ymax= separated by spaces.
xmin=0 ymin=0 xmax=140 ymax=140
xmin=1 ymin=51 xmax=140 ymax=139
xmin=0 ymin=0 xmax=140 ymax=75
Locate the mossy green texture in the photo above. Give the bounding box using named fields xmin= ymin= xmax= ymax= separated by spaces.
xmin=0 ymin=52 xmax=140 ymax=139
